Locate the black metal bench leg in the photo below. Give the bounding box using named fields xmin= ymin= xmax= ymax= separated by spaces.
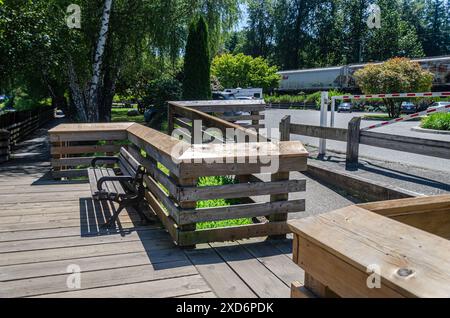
xmin=102 ymin=204 xmax=126 ymax=229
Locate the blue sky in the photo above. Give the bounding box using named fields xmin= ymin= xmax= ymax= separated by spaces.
xmin=237 ymin=3 xmax=248 ymax=30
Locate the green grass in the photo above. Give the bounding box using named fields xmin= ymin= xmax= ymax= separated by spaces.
xmin=197 ymin=177 xmax=253 ymax=230
xmin=155 ymin=165 xmax=253 ymax=230
xmin=111 ymin=108 xmax=145 ymax=123
xmin=421 ymin=113 xmax=450 ymax=131
xmin=196 ymin=176 xmax=252 ymax=230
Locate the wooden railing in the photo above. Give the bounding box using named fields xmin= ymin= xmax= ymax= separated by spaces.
xmin=168 ymin=100 xmax=266 ymax=138
xmin=289 ymin=194 xmax=450 ymax=298
xmin=0 ymin=106 xmax=56 ymax=147
xmin=0 ymin=130 xmax=9 ymax=164
xmin=267 ymin=102 xmax=317 ymax=110
xmin=49 ymin=121 xmax=308 ymax=247
xmin=281 ymin=115 xmax=450 ymax=169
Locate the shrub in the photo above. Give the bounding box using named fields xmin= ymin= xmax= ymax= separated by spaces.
xmin=421 ymin=113 xmax=450 ymax=131
xmin=141 ymin=77 xmax=182 ymax=130
xmin=354 ymin=58 xmax=434 ymax=118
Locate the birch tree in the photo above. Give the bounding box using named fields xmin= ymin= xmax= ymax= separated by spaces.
xmin=87 ymin=0 xmax=113 ymax=122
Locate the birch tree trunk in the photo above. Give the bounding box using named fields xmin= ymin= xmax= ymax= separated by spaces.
xmin=87 ymin=0 xmax=113 ymax=122
xmin=68 ymin=60 xmax=88 ymax=122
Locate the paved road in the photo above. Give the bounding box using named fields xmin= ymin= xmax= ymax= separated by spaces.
xmin=263 ymin=109 xmax=450 ymax=173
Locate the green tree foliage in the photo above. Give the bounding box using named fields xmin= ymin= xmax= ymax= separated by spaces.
xmin=243 ymin=0 xmax=275 ymax=58
xmin=242 ymin=0 xmax=448 ymax=70
xmin=211 ymin=53 xmax=280 ymax=91
xmin=143 ymin=77 xmax=182 ymax=130
xmin=183 ymin=16 xmax=212 ymax=100
xmin=422 ymin=0 xmax=450 ymax=56
xmin=354 ymin=57 xmax=434 ymax=117
xmin=365 ymin=0 xmax=424 ymax=61
xmin=0 ymin=0 xmax=241 ymax=122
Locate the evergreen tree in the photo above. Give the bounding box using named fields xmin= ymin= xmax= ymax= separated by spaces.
xmin=183 ymin=16 xmax=212 ymax=100
xmin=423 ymin=0 xmax=447 ymax=56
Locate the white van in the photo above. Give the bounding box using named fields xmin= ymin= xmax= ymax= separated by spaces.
xmin=223 ymin=88 xmax=263 ymax=100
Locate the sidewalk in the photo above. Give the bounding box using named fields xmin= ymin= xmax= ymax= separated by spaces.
xmin=307 ymin=147 xmax=450 ymax=196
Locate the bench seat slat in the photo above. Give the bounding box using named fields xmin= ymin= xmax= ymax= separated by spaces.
xmin=103 ymin=168 xmax=126 ymax=196
xmin=88 ymin=168 xmax=99 ymax=196
xmin=88 ymin=168 xmax=126 ymax=198
xmin=99 ymin=168 xmax=115 ymax=195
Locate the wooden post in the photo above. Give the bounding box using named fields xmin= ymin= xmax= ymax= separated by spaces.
xmin=167 ymin=104 xmax=174 ymax=136
xmin=174 ymin=176 xmax=197 ymax=249
xmin=251 ymin=110 xmax=260 ymax=134
xmin=304 ymin=273 xmax=339 ymax=298
xmin=279 ymin=115 xmax=291 ymax=142
xmin=268 ymin=115 xmax=291 ymax=240
xmin=346 ymin=117 xmax=361 ymax=171
xmin=0 ymin=129 xmax=10 ymax=164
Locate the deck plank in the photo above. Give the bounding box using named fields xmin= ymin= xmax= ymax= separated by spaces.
xmin=0 ymin=229 xmax=169 ymax=253
xmin=0 ymin=249 xmax=188 ymax=282
xmin=1 ymin=261 xmax=198 ymax=298
xmin=211 ymin=242 xmax=291 ymax=298
xmin=0 ymin=191 xmax=91 ymax=204
xmin=32 ymin=275 xmax=210 ymax=298
xmin=0 ymin=224 xmax=159 ymax=242
xmin=0 ymin=239 xmax=176 ymax=267
xmin=185 ymin=246 xmax=257 ymax=298
xmin=239 ymin=240 xmax=305 ymax=286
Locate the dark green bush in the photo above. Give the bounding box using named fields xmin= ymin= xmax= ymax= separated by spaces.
xmin=141 ymin=77 xmax=182 ymax=130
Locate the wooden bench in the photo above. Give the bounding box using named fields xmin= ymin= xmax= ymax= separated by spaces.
xmin=88 ymin=147 xmax=149 ymax=228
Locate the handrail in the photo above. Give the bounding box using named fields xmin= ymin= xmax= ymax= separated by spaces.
xmin=168 ymin=100 xmax=267 ymax=142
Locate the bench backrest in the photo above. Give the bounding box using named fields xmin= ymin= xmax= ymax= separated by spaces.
xmin=118 ymin=148 xmax=145 ymax=190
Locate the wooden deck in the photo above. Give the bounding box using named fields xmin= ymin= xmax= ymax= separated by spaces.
xmin=0 ymin=124 xmax=304 ymax=298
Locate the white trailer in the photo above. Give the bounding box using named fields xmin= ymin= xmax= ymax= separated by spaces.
xmin=278 ymin=55 xmax=450 ymax=92
xmin=223 ymin=88 xmax=263 ymax=99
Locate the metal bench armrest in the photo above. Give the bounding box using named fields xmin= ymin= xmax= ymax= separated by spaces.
xmin=97 ymin=176 xmax=134 ymax=192
xmin=91 ymin=157 xmax=120 ymax=168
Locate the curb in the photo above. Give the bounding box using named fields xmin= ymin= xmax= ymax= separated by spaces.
xmin=305 ymin=161 xmax=424 ymax=202
xmin=411 ymin=126 xmax=450 ymax=135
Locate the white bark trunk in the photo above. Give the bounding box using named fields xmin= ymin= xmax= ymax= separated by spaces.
xmin=87 ymin=0 xmax=113 ymax=122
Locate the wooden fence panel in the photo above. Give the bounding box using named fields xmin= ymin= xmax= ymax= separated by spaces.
xmin=360 ymin=130 xmax=450 ymax=159
xmin=0 ymin=130 xmax=10 ymax=163
xmin=0 ymin=107 xmax=55 ymax=147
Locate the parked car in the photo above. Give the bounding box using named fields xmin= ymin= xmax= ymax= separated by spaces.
xmin=212 ymin=92 xmax=243 ymax=118
xmin=338 ymin=102 xmax=353 ymax=113
xmin=428 ymin=101 xmax=450 ymax=110
xmin=401 ymin=102 xmax=417 ymax=114
xmin=212 ymin=91 xmax=236 ymax=101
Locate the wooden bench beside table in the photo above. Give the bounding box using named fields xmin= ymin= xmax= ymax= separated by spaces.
xmin=88 ymin=147 xmax=150 ymax=228
xmin=288 ymin=195 xmax=450 ymax=298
